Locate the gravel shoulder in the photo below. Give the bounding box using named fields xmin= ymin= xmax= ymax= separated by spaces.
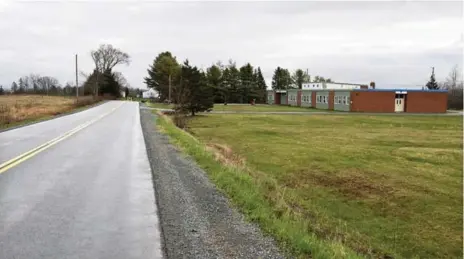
xmin=139 ymin=108 xmax=286 ymax=259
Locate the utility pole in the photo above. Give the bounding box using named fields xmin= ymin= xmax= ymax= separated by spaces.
xmin=75 ymin=54 xmax=79 ymax=101
xmin=168 ymin=74 xmax=172 ymax=103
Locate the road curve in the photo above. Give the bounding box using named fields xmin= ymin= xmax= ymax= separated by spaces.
xmin=0 ymin=101 xmax=162 ymax=259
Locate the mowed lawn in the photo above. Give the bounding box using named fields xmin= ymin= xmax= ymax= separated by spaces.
xmin=0 ymin=95 xmax=95 ymax=128
xmin=147 ymin=102 xmax=318 ymax=112
xmin=185 ymin=114 xmax=463 ymax=258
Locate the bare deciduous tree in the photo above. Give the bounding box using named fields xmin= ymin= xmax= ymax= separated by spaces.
xmin=90 ymin=44 xmax=131 ymax=96
xmin=442 ymin=65 xmax=463 ymax=110
xmin=113 ymin=71 xmax=129 ymax=89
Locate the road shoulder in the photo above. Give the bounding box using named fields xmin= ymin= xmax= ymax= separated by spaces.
xmin=139 ymin=108 xmax=285 ymax=259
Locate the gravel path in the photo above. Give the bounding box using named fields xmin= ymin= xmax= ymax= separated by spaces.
xmin=139 ymin=109 xmax=286 ymax=259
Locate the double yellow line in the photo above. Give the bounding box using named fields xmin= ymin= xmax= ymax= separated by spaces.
xmin=0 ymin=103 xmax=123 ymax=174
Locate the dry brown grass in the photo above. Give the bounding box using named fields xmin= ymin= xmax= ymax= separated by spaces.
xmin=0 ymin=95 xmax=99 ymax=128
xmin=205 ymin=143 xmax=246 ymax=168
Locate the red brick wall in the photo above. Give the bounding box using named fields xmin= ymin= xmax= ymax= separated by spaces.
xmin=311 ymin=92 xmax=316 ymax=108
xmin=328 ymin=91 xmax=334 ymax=110
xmin=297 ymin=90 xmax=302 ymax=106
xmin=406 ymin=92 xmax=448 ymax=113
xmin=351 ymin=91 xmax=395 ymax=112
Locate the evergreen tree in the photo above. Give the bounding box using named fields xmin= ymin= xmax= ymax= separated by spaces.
xmin=11 ymin=82 xmax=18 ymax=93
xmin=144 ymin=51 xmax=180 ymax=101
xmin=206 ymin=64 xmax=223 ymax=103
xmin=175 ymin=60 xmax=213 ymax=116
xmin=271 ymin=67 xmax=292 ymax=89
xmin=239 ymin=63 xmax=255 ymax=103
xmin=426 ymin=67 xmax=439 ymax=90
xmin=0 ymin=85 xmax=4 ymax=95
xmin=82 ymin=69 xmax=103 ymax=95
xmin=100 ymin=69 xmax=122 ymax=97
xmin=221 ymin=67 xmax=231 ymax=103
xmin=227 ymin=62 xmax=241 ymax=103
xmin=254 ymin=67 xmax=267 ymax=103
xmin=292 ymin=69 xmax=306 ymax=89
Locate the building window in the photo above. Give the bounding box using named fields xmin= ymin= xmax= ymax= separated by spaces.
xmin=346 ymin=96 xmax=350 ymax=105
xmin=342 ymin=96 xmax=346 ymax=105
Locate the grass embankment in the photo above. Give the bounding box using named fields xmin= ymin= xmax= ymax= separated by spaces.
xmin=146 ymin=102 xmax=318 ymax=112
xmin=0 ymin=95 xmax=101 ymax=129
xmin=157 ymin=113 xmax=463 ymax=258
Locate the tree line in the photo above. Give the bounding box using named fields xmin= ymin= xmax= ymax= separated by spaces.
xmin=144 ymin=52 xmax=268 ymax=105
xmin=143 ymin=51 xmax=336 ymax=114
xmin=271 ymin=67 xmax=332 ymax=89
xmin=1 ymin=44 xmax=132 ymax=99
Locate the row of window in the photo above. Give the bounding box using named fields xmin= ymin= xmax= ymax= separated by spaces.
xmin=316 ymin=95 xmax=328 ymax=104
xmin=271 ymin=94 xmax=350 ymax=105
xmin=334 ymin=96 xmax=350 ymax=105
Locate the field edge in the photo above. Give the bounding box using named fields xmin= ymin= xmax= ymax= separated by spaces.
xmin=155 ymin=111 xmax=363 ymax=259
xmin=0 ymin=99 xmax=106 ymax=132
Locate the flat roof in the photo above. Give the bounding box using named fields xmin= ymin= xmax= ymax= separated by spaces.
xmin=353 ymin=89 xmax=448 ymax=93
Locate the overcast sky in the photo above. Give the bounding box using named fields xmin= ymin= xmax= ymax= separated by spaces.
xmin=0 ymin=0 xmax=462 ymax=89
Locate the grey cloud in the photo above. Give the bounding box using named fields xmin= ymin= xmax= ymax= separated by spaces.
xmin=0 ymin=1 xmax=462 ymax=89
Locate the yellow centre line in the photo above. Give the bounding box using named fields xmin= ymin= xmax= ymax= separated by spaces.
xmin=0 ymin=103 xmax=124 ymax=174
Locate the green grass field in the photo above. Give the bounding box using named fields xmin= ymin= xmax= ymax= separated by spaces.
xmin=158 ymin=113 xmax=463 ymax=258
xmin=146 ymin=102 xmax=318 ymax=112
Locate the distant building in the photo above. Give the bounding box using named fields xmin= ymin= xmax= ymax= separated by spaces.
xmin=267 ymin=88 xmax=448 ymax=113
xmin=142 ymin=88 xmax=158 ymax=99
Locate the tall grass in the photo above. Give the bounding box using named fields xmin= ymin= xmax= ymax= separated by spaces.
xmin=0 ymin=95 xmax=101 ymax=128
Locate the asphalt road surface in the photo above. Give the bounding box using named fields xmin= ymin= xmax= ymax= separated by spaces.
xmin=0 ymin=101 xmax=163 ymax=259
xmin=0 ymin=101 xmax=284 ymax=259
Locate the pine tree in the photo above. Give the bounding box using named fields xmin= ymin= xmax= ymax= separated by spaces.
xmin=175 ymin=60 xmax=213 ymax=115
xmin=272 ymin=67 xmax=292 ymax=89
xmin=254 ymin=67 xmax=267 ymax=103
xmin=426 ymin=67 xmax=439 ymax=90
xmin=144 ymin=51 xmax=180 ymax=101
xmin=228 ymin=62 xmax=241 ymax=103
xmin=239 ymin=63 xmax=254 ymax=103
xmin=206 ymin=64 xmax=223 ymax=103
xmin=100 ymin=69 xmax=122 ymax=97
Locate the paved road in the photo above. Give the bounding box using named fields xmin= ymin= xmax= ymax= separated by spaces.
xmin=0 ymin=101 xmax=162 ymax=259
